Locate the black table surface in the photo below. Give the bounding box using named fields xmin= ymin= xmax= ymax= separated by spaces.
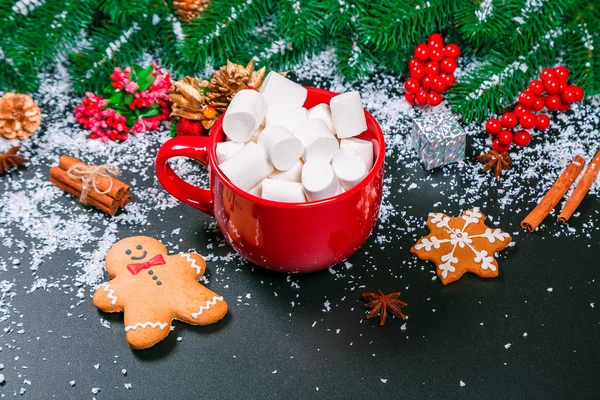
xmin=1 ymin=70 xmax=600 ymax=400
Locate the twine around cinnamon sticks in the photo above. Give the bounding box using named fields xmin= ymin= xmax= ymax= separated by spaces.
xmin=49 ymin=156 xmax=132 ymax=216
xmin=521 ymin=150 xmax=600 ymax=231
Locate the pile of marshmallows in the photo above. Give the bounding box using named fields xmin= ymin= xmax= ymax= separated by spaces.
xmin=216 ymin=72 xmax=374 ymax=203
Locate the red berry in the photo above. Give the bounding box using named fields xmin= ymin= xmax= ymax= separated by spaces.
xmin=532 ymin=96 xmax=545 ymax=112
xmin=558 ymin=102 xmax=570 ymax=112
xmin=409 ymin=58 xmax=422 ymax=68
xmin=421 ymin=75 xmax=433 ymax=91
xmin=514 ymin=104 xmax=531 ymax=118
xmin=441 ymin=73 xmax=455 ymax=87
xmin=560 ymin=86 xmax=576 ymax=103
xmin=558 ymin=80 xmax=567 ymax=93
xmin=498 ymin=130 xmax=513 ymax=146
xmin=500 ymin=112 xmax=517 ymax=129
xmin=540 ymin=68 xmax=556 ymax=81
xmin=404 ymin=78 xmax=420 ymax=94
xmin=430 ymin=49 xmax=444 ymax=62
xmin=404 ymin=93 xmax=415 ymax=104
xmin=443 ymin=44 xmax=460 ymax=59
xmin=440 ymin=58 xmax=457 ymax=73
xmin=554 ymin=66 xmax=569 ymax=81
xmin=545 ymin=95 xmax=561 ymax=110
xmin=414 ymin=44 xmax=429 ymax=61
xmin=519 ymin=114 xmax=536 ymax=129
xmin=410 ymin=63 xmax=425 ymax=80
xmin=513 ymin=130 xmax=532 ymax=147
xmin=528 ymin=79 xmax=545 ymax=95
xmin=572 ymin=86 xmax=584 ymax=102
xmin=428 ymin=92 xmax=442 ymax=106
xmin=431 ymin=76 xmax=446 ymax=93
xmin=485 ymin=118 xmax=502 ymax=135
xmin=425 ymin=61 xmax=440 ymax=76
xmin=428 ymin=33 xmax=444 ymax=48
xmin=176 ymin=118 xmax=206 ymax=136
xmin=518 ymin=90 xmax=536 ymax=108
xmin=544 ymin=79 xmax=560 ymax=95
xmin=492 ymin=138 xmax=510 ymax=152
xmin=415 ymin=90 xmax=429 ymax=106
xmin=535 ymin=114 xmax=550 ymax=130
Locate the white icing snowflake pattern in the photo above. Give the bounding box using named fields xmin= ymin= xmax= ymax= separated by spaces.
xmin=412 ymin=208 xmax=511 ymax=283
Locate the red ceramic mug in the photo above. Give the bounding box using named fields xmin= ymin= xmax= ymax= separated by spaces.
xmin=155 ymin=87 xmax=385 ymax=273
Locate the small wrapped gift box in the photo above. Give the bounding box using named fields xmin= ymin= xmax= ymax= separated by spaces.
xmin=411 ymin=112 xmax=466 ymax=170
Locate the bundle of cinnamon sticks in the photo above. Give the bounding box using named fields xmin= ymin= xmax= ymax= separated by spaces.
xmin=521 ymin=149 xmax=600 ymax=231
xmin=49 ymin=156 xmax=132 ymax=216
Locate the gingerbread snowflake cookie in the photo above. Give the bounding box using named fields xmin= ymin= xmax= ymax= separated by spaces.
xmin=93 ymin=236 xmax=228 ymax=349
xmin=410 ymin=208 xmax=512 ymax=285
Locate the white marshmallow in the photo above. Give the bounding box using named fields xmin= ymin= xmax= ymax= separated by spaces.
xmin=260 ymin=71 xmax=308 ymax=107
xmin=248 ymin=181 xmax=263 ymax=197
xmin=293 ymin=119 xmax=339 ymax=163
xmin=219 ymin=142 xmax=274 ymax=191
xmin=330 ymin=91 xmax=368 ymax=138
xmin=331 ymin=147 xmax=368 ymax=191
xmin=269 ymin=159 xmax=303 ymax=182
xmin=301 ymin=159 xmax=338 ymax=201
xmin=261 ymin=179 xmax=306 ymax=203
xmin=222 ymin=90 xmax=267 ymax=142
xmin=308 ymin=104 xmax=335 ymax=133
xmin=248 ymin=125 xmax=263 ymax=143
xmin=216 ymin=141 xmax=244 ymax=164
xmin=340 ymin=138 xmax=374 ymax=171
xmin=257 ymin=125 xmax=304 ymax=171
xmin=266 ymin=105 xmax=308 ymax=132
xmin=335 ymin=183 xmax=345 ymax=195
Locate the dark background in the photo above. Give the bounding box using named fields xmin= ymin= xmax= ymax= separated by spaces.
xmin=1 ymin=73 xmax=599 ymax=399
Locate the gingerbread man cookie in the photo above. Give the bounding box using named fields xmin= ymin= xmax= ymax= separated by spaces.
xmin=93 ymin=236 xmax=228 ymax=349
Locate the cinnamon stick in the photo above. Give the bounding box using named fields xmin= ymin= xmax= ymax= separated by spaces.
xmin=50 ymin=166 xmax=117 ymax=210
xmin=119 ymin=194 xmax=133 ymax=209
xmin=50 ymin=176 xmax=118 ymax=216
xmin=58 ymin=156 xmax=130 ymax=200
xmin=521 ymin=155 xmax=586 ymax=232
xmin=558 ymin=149 xmax=600 ymax=223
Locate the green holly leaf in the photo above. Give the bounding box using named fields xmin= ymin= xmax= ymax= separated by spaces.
xmin=136 ymin=65 xmax=156 ymax=92
xmin=107 ymin=91 xmax=124 ymax=107
xmin=170 ymin=120 xmax=178 ymax=137
xmin=123 ymin=93 xmax=134 ymax=105
xmin=139 ymin=108 xmax=160 ymax=118
xmin=125 ymin=114 xmax=137 ymax=127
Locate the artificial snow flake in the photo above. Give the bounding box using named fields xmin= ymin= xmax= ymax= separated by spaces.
xmin=411 ymin=208 xmax=512 ymax=285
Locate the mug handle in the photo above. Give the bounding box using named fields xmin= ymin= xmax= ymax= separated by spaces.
xmin=155 ymin=135 xmax=214 ymax=216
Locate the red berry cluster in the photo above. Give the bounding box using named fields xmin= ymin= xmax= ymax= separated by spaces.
xmin=404 ymin=33 xmax=460 ymax=107
xmin=485 ymin=66 xmax=584 ymax=152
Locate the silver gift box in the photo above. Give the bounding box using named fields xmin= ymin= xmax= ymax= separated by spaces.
xmin=411 ymin=112 xmax=466 ymax=170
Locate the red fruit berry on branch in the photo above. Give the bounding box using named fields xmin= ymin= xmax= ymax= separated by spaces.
xmin=492 ymin=138 xmax=510 ymax=152
xmin=176 ymin=118 xmax=205 ymax=136
xmin=410 ymin=64 xmax=425 ymax=80
xmin=498 ymin=130 xmax=513 ymax=146
xmin=560 ymin=86 xmax=576 ymax=103
xmin=528 ymin=79 xmax=545 ymax=95
xmin=485 ymin=118 xmax=502 ymax=135
xmin=545 ymin=95 xmax=561 ymax=110
xmin=404 ymin=93 xmax=415 ymax=104
xmin=430 ymin=49 xmax=444 ymax=62
xmin=544 ymin=79 xmax=560 ymax=95
xmin=428 ymin=92 xmax=442 ymax=106
xmin=421 ymin=75 xmax=433 ymax=91
xmin=404 ymin=78 xmax=420 ymax=94
xmin=409 ymin=58 xmax=422 ymax=68
xmin=431 ymin=77 xmax=446 ymax=93
xmin=513 ymin=130 xmax=532 ymax=147
xmin=554 ymin=66 xmax=569 ymax=81
xmin=558 ymin=102 xmax=570 ymax=112
xmin=514 ymin=104 xmax=531 ymax=118
xmin=540 ymin=68 xmax=556 ymax=81
xmin=572 ymin=86 xmax=584 ymax=102
xmin=425 ymin=62 xmax=440 ymax=76
xmin=415 ymin=90 xmax=429 ymax=106
xmin=500 ymin=112 xmax=518 ymax=129
xmin=535 ymin=114 xmax=550 ymax=130
xmin=532 ymin=96 xmax=545 ymax=112
xmin=443 ymin=44 xmax=460 ymax=59
xmin=440 ymin=58 xmax=457 ymax=73
xmin=441 ymin=73 xmax=455 ymax=87
xmin=414 ymin=44 xmax=429 ymax=61
xmin=518 ymin=90 xmax=536 ymax=108
xmin=519 ymin=114 xmax=536 ymax=129
xmin=428 ymin=33 xmax=444 ymax=48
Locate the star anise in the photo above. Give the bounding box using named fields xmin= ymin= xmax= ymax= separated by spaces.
xmin=476 ymin=150 xmax=512 ymax=179
xmin=362 ymin=290 xmax=407 ymax=326
xmin=0 ymin=146 xmax=28 ymax=175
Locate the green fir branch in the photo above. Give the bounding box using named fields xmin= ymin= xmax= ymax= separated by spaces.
xmin=98 ymin=0 xmax=151 ymax=26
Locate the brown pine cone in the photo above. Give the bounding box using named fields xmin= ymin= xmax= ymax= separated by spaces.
xmin=0 ymin=93 xmax=41 ymax=140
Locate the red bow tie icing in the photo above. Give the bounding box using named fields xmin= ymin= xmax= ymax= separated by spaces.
xmin=127 ymin=254 xmax=166 ymax=275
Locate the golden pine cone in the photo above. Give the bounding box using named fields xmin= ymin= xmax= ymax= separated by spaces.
xmin=169 ymin=76 xmax=209 ymax=120
xmin=173 ymin=0 xmax=210 ymax=23
xmin=206 ymin=59 xmax=266 ymax=114
xmin=0 ymin=93 xmax=41 ymax=140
